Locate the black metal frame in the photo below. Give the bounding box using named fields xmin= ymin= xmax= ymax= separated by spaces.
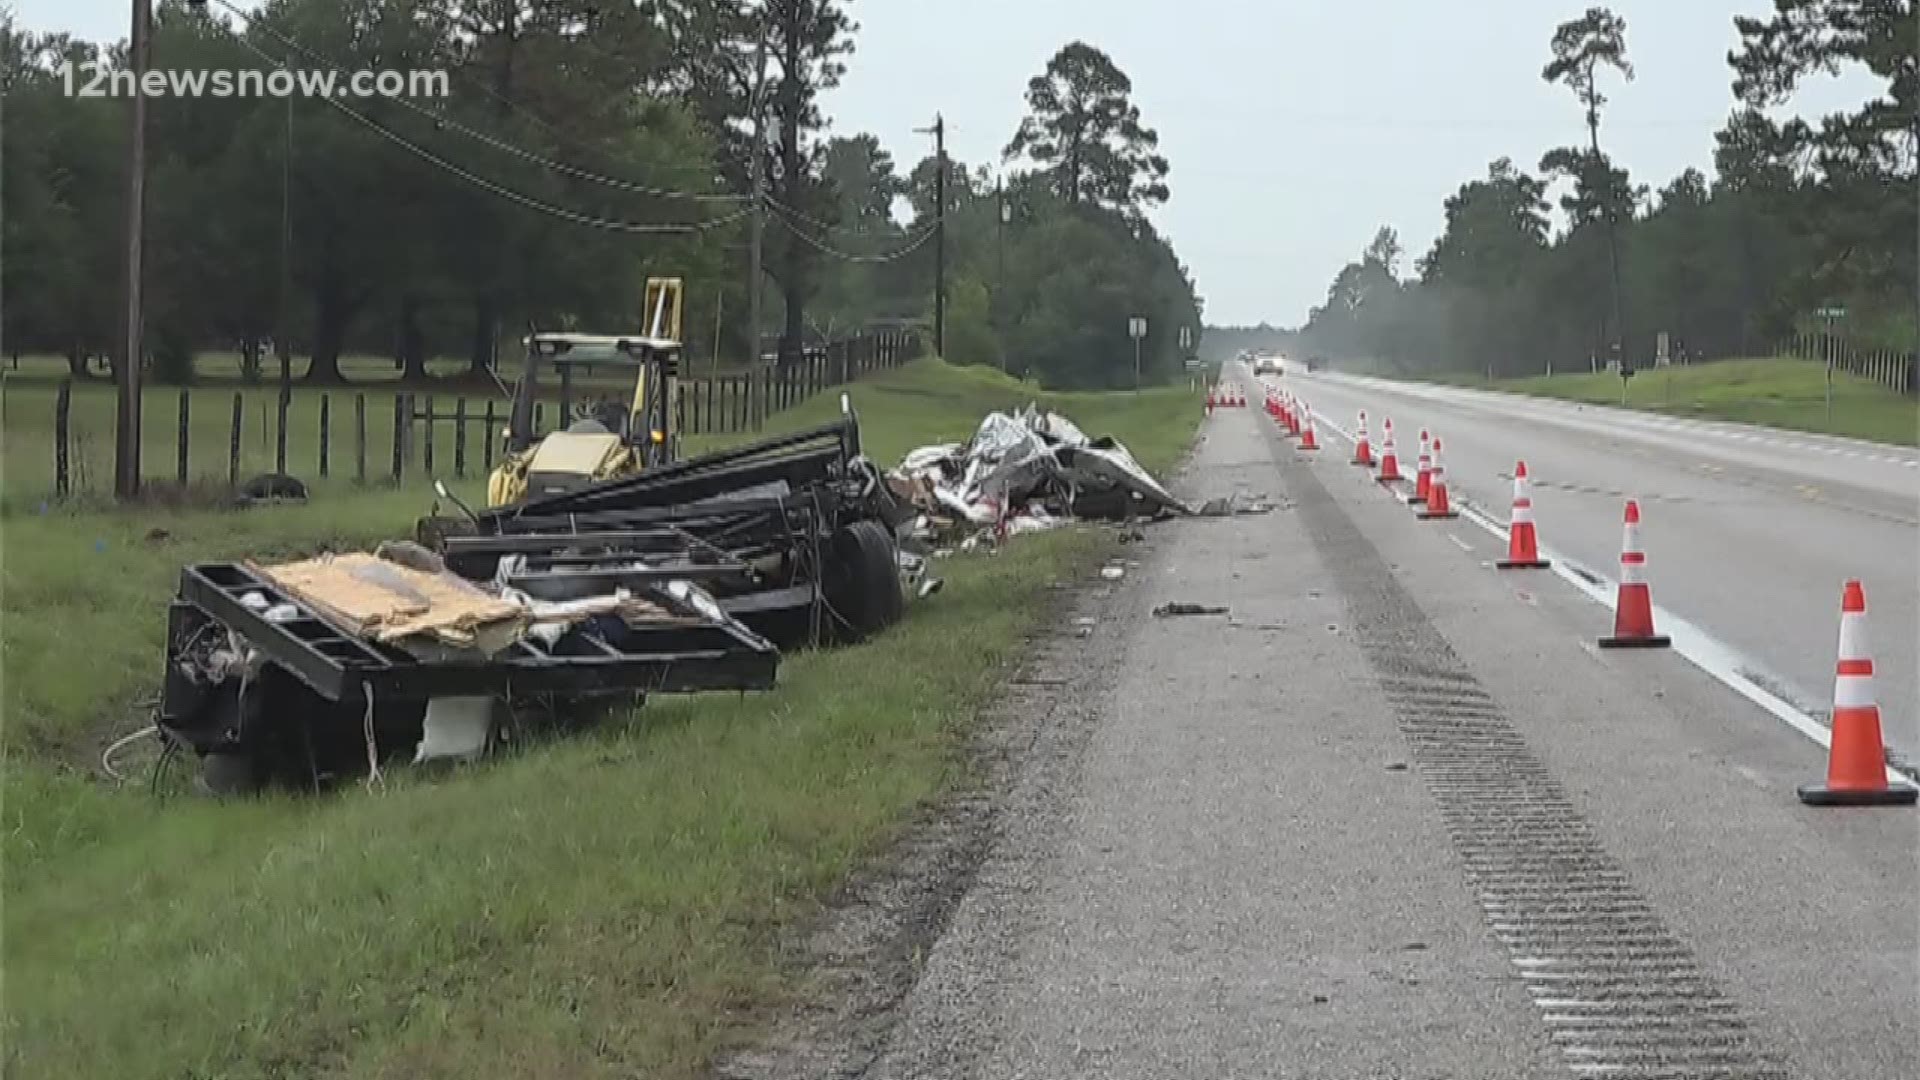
xmin=437 ymin=414 xmax=898 ymax=646
xmin=169 ymin=562 xmax=779 ymax=706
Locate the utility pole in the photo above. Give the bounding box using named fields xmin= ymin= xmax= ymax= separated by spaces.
xmin=995 ymin=176 xmax=1008 ymax=372
xmin=918 ymin=113 xmax=946 ymax=357
xmin=115 ymin=0 xmax=153 ymax=500
xmin=934 ymin=114 xmax=946 ymax=357
xmin=278 ymin=85 xmax=293 ymax=391
xmin=746 ymin=33 xmax=770 ymax=429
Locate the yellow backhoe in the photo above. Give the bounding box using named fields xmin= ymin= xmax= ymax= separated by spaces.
xmin=486 ymin=277 xmax=686 ymax=508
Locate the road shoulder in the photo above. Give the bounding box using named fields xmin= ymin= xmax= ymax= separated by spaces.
xmin=724 ymin=405 xmax=1559 ymax=1079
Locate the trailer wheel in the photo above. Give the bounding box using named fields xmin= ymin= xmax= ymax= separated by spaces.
xmin=824 ymin=520 xmax=904 ymax=641
xmin=194 ymin=751 xmax=262 ymax=798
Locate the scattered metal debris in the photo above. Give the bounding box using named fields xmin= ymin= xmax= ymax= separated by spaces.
xmin=888 ymin=403 xmax=1188 ymax=549
xmin=1195 ymin=492 xmax=1287 ymax=517
xmin=1153 ymin=601 xmax=1229 ymax=618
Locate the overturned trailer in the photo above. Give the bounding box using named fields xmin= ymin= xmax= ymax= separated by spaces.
xmin=157 ymin=546 xmax=781 ymax=794
xmin=157 ymin=407 xmax=912 ymax=796
xmin=431 ymin=407 xmax=916 ymax=648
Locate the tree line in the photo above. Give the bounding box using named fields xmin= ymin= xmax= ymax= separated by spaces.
xmin=1290 ymin=1 xmax=1916 ymax=378
xmin=1 ymin=1 xmax=1201 ymax=391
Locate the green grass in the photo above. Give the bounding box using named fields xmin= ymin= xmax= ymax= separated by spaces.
xmin=0 ymin=359 xmax=772 ymax=513
xmin=1414 ymin=358 xmax=1919 ymax=447
xmin=2 ymin=358 xmax=1200 ymax=1079
xmin=0 ymin=377 xmax=435 ymax=513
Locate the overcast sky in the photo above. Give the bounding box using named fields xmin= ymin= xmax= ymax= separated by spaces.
xmin=12 ymin=0 xmax=1878 ymax=327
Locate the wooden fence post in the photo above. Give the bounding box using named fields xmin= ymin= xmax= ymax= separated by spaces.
xmin=53 ymin=379 xmax=71 ymax=498
xmin=484 ymin=400 xmax=496 ymax=470
xmin=229 ymin=393 xmax=243 ymax=487
xmin=355 ymin=394 xmax=367 ymax=484
xmin=423 ymin=395 xmax=436 ymax=475
xmin=274 ymin=389 xmax=290 ymax=474
xmin=391 ymin=394 xmax=405 ymax=482
xmin=176 ymin=389 xmax=190 ymax=485
xmin=454 ymin=398 xmax=467 ymax=479
xmin=318 ymin=394 xmax=331 ymax=479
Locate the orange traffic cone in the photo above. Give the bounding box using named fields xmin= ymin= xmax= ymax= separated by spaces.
xmin=1416 ymin=437 xmax=1458 ymax=519
xmin=1799 ymin=581 xmax=1917 ymax=806
xmin=1598 ymin=500 xmax=1670 ymax=648
xmin=1352 ymin=411 xmax=1375 ymax=467
xmin=1287 ymin=397 xmax=1302 ymax=436
xmin=1298 ymin=405 xmax=1320 ymax=451
xmin=1205 ymin=387 xmax=1215 ymax=415
xmin=1376 ymin=419 xmax=1402 ymax=484
xmin=1496 ymin=460 xmax=1550 ymax=569
xmin=1407 ymin=429 xmax=1432 ymax=505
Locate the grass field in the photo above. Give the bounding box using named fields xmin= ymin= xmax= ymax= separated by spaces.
xmin=1 ymin=350 xmax=874 ymax=511
xmin=2 ymin=358 xmax=1201 ymax=1079
xmin=1414 ymin=358 xmax=1919 ymax=447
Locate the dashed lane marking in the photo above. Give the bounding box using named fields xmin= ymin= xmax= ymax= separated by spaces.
xmin=1287 ymin=402 xmax=1916 ymax=786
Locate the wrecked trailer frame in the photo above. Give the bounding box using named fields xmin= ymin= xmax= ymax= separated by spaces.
xmin=157 ymin=552 xmax=781 ymax=794
xmin=435 ymin=411 xmax=912 ymax=648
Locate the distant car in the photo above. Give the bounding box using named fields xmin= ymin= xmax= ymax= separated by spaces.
xmin=1305 ymin=356 xmax=1326 ymax=373
xmin=1252 ymin=354 xmax=1284 ymax=376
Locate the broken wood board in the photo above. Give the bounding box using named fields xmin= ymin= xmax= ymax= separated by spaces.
xmin=250 ymin=552 xmax=526 ymax=649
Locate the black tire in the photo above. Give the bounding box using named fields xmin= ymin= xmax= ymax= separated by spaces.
xmin=234 ymin=472 xmax=309 ymax=506
xmin=194 ymin=751 xmax=262 ymax=798
xmin=823 ymin=519 xmax=904 ymax=642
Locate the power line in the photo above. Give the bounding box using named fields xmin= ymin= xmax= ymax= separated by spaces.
xmin=222 ymin=30 xmax=752 ymax=235
xmin=761 ymin=192 xmax=844 ymax=234
xmin=766 ymin=200 xmax=939 ymax=263
xmin=207 ymin=0 xmax=749 ymax=203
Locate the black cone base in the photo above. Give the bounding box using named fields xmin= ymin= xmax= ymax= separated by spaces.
xmin=1598 ymin=634 xmax=1671 ymax=649
xmin=1416 ymin=509 xmax=1459 ymax=520
xmin=1798 ymin=781 xmax=1919 ymax=806
xmin=1496 ymin=559 xmax=1551 ymax=570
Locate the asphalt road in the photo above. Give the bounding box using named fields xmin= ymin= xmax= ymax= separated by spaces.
xmin=1270 ymin=365 xmax=1920 ymax=760
xmin=844 ymin=396 xmax=1917 ymax=1080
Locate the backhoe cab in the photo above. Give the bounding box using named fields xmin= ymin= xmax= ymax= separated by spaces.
xmin=488 ymin=278 xmax=686 ymax=507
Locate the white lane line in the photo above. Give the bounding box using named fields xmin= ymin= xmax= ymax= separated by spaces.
xmin=1448 ymin=533 xmax=1476 ymax=554
xmin=1456 ymin=502 xmax=1910 ymax=786
xmin=1293 ymin=391 xmax=1910 ymax=784
xmin=1307 ymin=371 xmax=1920 ymax=469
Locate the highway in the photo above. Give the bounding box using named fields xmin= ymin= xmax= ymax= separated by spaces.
xmin=1268 ymin=364 xmax=1920 ymax=762
xmin=821 ymin=391 xmax=1918 ymax=1080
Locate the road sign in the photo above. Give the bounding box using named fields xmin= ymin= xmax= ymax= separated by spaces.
xmin=1178 ymin=326 xmax=1193 ymax=350
xmin=1183 ymin=358 xmax=1203 ymax=370
xmin=1128 ymin=316 xmax=1147 ymax=340
xmin=1817 ymin=306 xmax=1847 ymax=320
